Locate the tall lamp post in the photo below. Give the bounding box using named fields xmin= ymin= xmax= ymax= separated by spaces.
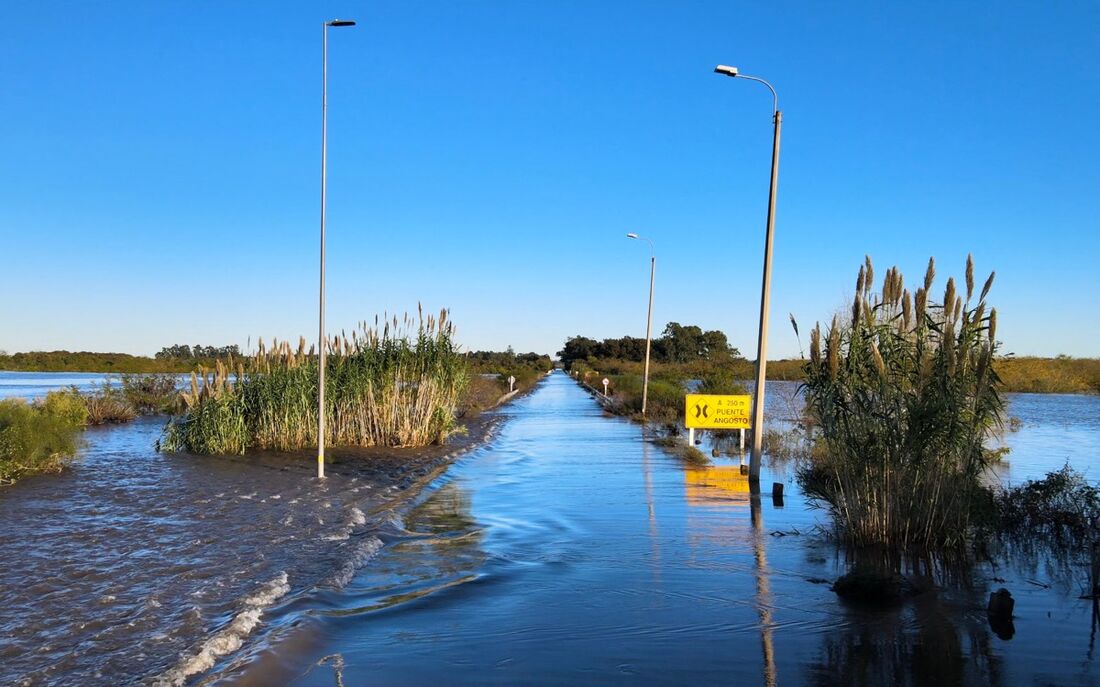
xmin=713 ymin=65 xmax=781 ymax=488
xmin=317 ymin=18 xmax=356 ymax=479
xmin=626 ymin=233 xmax=655 ymax=418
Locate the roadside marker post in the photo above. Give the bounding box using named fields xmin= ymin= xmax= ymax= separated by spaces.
xmin=508 ymin=375 xmax=516 ymax=393
xmin=602 ymin=377 xmax=610 ymax=396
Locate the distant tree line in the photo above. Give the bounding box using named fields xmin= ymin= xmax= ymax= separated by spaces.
xmin=0 ymin=344 xmax=243 ymax=373
xmin=465 ymin=348 xmax=553 ymax=370
xmin=558 ymin=322 xmax=741 ymax=368
xmin=155 ymin=344 xmax=241 ymax=360
xmin=0 ymin=351 xmax=183 ymax=373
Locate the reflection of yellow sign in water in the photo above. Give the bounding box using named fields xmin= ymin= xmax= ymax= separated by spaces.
xmin=684 ymin=394 xmax=751 ymax=429
xmin=685 ymin=465 xmax=751 ymax=506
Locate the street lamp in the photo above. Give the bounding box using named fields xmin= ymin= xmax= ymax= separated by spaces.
xmin=626 ymin=233 xmax=655 ymax=418
xmin=317 ymin=18 xmax=356 ymax=479
xmin=713 ymin=64 xmax=781 ymax=488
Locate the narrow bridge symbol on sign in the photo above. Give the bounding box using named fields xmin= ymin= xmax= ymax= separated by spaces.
xmin=684 ymin=394 xmax=751 ymax=430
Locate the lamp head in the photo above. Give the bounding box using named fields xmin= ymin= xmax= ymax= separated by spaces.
xmin=626 ymin=233 xmax=639 ymax=239
xmin=713 ymin=65 xmax=739 ymax=77
xmin=327 ymin=19 xmax=356 ymax=27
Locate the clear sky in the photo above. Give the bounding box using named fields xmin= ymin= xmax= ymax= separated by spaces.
xmin=1 ymin=2 xmax=1097 ymax=359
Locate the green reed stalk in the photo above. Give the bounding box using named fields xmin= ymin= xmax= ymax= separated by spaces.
xmin=160 ymin=308 xmax=468 ymax=454
xmin=800 ymin=255 xmax=1004 ymax=551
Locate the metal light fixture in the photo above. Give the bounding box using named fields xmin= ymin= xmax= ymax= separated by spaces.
xmin=713 ymin=64 xmax=781 ymax=488
xmin=626 ymin=233 xmax=655 ymax=418
xmin=317 ymin=18 xmax=357 ymax=479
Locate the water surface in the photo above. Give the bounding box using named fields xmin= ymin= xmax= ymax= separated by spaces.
xmin=1 ymin=372 xmax=1098 ymax=685
xmin=219 ymin=374 xmax=1100 ymax=685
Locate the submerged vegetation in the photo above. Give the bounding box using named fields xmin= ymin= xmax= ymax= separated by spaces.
xmin=118 ymin=373 xmax=180 ymax=415
xmin=70 ymin=374 xmax=181 ymax=425
xmin=161 ymin=310 xmax=468 ymax=455
xmin=0 ymin=391 xmax=87 ymax=484
xmin=81 ymin=381 xmax=137 ymax=425
xmin=799 ymin=255 xmax=1004 ymax=551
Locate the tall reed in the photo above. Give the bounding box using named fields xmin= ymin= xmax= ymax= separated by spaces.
xmin=799 ymin=255 xmax=1004 ymax=551
xmin=160 ymin=309 xmax=468 ymax=455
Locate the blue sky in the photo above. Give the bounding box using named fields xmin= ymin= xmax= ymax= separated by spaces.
xmin=1 ymin=2 xmax=1097 ymax=359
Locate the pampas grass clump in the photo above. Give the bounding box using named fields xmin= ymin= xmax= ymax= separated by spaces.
xmin=161 ymin=308 xmax=468 ymax=455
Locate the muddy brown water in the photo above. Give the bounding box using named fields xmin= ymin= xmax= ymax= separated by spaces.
xmin=2 ymin=372 xmax=1099 ymax=685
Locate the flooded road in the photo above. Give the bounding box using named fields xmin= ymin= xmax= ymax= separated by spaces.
xmin=2 ymin=372 xmax=1099 ymax=685
xmin=0 ymin=415 xmax=490 ymax=686
xmin=221 ymin=373 xmax=1099 ymax=686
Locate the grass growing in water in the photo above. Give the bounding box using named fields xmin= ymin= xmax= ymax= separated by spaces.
xmin=0 ymin=391 xmax=87 ymax=484
xmin=120 ymin=373 xmax=180 ymax=414
xmin=82 ymin=380 xmax=137 ymax=425
xmin=799 ymin=255 xmax=1005 ymax=551
xmin=160 ymin=309 xmax=468 ymax=455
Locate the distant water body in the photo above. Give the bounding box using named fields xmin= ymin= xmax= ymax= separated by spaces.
xmin=0 ymin=370 xmax=121 ymax=399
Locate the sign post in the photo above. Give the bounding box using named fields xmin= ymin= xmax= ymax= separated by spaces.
xmin=508 ymin=375 xmax=516 ymax=393
xmin=684 ymin=393 xmax=751 ymax=448
xmin=602 ymin=378 xmax=610 ymax=396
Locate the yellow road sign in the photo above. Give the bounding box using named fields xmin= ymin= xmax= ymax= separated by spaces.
xmin=685 ymin=394 xmax=751 ymax=429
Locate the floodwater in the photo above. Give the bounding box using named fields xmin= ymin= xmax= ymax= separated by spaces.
xmin=0 ymin=412 xmax=485 ymax=686
xmin=0 ymin=371 xmax=190 ymax=401
xmin=1 ymin=372 xmax=1099 ymax=685
xmin=0 ymin=371 xmax=124 ymax=399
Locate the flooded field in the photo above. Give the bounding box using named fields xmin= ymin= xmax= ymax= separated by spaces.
xmin=1 ymin=372 xmax=1099 ymax=685
xmin=0 ymin=371 xmax=130 ymax=400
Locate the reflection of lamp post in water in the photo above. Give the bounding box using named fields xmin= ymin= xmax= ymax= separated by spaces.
xmin=750 ymin=495 xmax=777 ymax=687
xmin=641 ymin=440 xmax=662 ymax=585
xmin=713 ymin=65 xmax=781 ymax=489
xmin=626 ymin=233 xmax=655 ymax=417
xmin=317 ymin=18 xmax=357 ymax=479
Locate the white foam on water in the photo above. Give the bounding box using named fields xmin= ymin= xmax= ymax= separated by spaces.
xmin=323 ymin=506 xmax=371 ymax=542
xmin=152 ymin=572 xmax=289 ymax=687
xmin=349 ymin=507 xmax=367 ymax=526
xmin=322 ymin=507 xmax=369 ymax=541
xmin=328 ymin=537 xmax=383 ymax=589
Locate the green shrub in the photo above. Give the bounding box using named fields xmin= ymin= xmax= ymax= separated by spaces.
xmin=120 ymin=373 xmax=180 ymax=414
xmin=0 ymin=391 xmax=87 ymax=484
xmin=697 ymin=368 xmax=748 ymax=395
xmin=799 ymin=255 xmax=1005 ymax=551
xmin=604 ymin=374 xmax=684 ymax=425
xmin=997 ymin=466 xmax=1100 ymax=540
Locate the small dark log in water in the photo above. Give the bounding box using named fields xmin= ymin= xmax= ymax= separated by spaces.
xmin=833 ymin=566 xmax=911 ymax=604
xmin=987 ymin=588 xmax=1016 ymax=640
